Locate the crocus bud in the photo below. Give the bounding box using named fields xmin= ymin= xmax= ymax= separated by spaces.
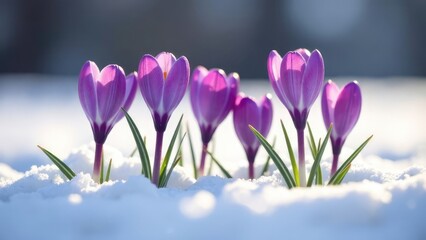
xmin=190 ymin=66 xmax=239 ymax=144
xmin=322 ymin=80 xmax=362 ymax=175
xmin=138 ymin=52 xmax=190 ymax=132
xmin=78 ymin=61 xmax=127 ymax=144
xmin=267 ymin=49 xmax=324 ymax=130
xmin=322 ymin=80 xmax=362 ymax=155
xmin=233 ymin=93 xmax=273 ymax=179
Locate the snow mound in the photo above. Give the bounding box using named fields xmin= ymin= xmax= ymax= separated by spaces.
xmin=1 ymin=144 xmax=425 ymax=240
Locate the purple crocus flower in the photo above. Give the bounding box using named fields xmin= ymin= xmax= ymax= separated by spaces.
xmin=267 ymin=48 xmax=324 ymax=186
xmin=322 ymin=80 xmax=362 ymax=176
xmin=138 ymin=52 xmax=190 ymax=186
xmin=190 ymin=66 xmax=239 ymax=176
xmin=78 ymin=61 xmax=133 ymax=181
xmin=233 ymin=93 xmax=273 ymax=179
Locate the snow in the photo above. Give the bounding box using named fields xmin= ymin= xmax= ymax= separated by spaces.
xmin=1 ymin=76 xmax=426 ymax=239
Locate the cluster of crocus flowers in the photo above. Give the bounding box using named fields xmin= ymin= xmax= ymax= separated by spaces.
xmin=267 ymin=49 xmax=324 ymax=186
xmin=233 ymin=94 xmax=273 ymax=179
xmin=190 ymin=67 xmax=239 ymax=176
xmin=78 ymin=61 xmax=137 ymax=181
xmin=138 ymin=52 xmax=190 ymax=186
xmin=322 ymin=80 xmax=362 ymax=176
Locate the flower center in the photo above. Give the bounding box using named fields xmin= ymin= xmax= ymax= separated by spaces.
xmin=163 ymin=71 xmax=168 ymax=80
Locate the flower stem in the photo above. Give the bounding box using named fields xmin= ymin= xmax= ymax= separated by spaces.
xmin=198 ymin=143 xmax=208 ymax=177
xmin=248 ymin=161 xmax=255 ymax=180
xmin=297 ymin=129 xmax=306 ymax=187
xmin=93 ymin=143 xmax=103 ymax=183
xmin=331 ymin=154 xmax=339 ymax=177
xmin=152 ymin=131 xmax=164 ymax=187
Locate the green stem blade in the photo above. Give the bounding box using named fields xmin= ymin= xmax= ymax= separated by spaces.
xmin=249 ymin=125 xmax=296 ymax=188
xmin=122 ymin=108 xmax=152 ymax=180
xmin=261 ymin=136 xmax=276 ymax=176
xmin=328 ymin=135 xmax=373 ymax=185
xmin=105 ymin=159 xmax=113 ymax=182
xmin=159 ymin=115 xmax=184 ymax=186
xmin=280 ymin=121 xmax=300 ymax=186
xmin=37 ymin=145 xmax=76 ymax=180
xmin=206 ymin=151 xmax=232 ymax=178
xmin=307 ymin=125 xmax=332 ymax=187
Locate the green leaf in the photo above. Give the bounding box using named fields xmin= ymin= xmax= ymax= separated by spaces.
xmin=122 ymin=108 xmax=152 ymax=180
xmin=250 ymin=125 xmax=296 ymax=188
xmin=105 ymin=159 xmax=112 ymax=182
xmin=315 ymin=165 xmax=323 ymax=185
xmin=328 ymin=135 xmax=373 ymax=185
xmin=261 ymin=136 xmax=276 ymax=176
xmin=178 ymin=125 xmax=184 ymax=167
xmin=333 ymin=164 xmax=351 ymax=185
xmin=186 ymin=123 xmax=198 ymax=179
xmin=307 ymin=125 xmax=332 ymax=187
xmin=129 ymin=147 xmax=138 ymax=158
xmin=162 ymin=156 xmax=182 ymax=188
xmin=100 ymin=154 xmax=104 ymax=184
xmin=159 ymin=132 xmax=186 ymax=187
xmin=307 ymin=122 xmax=318 ymax=158
xmin=159 ymin=115 xmax=184 ymax=185
xmin=37 ymin=145 xmax=76 ymax=180
xmin=280 ymin=121 xmax=300 ymax=186
xmin=207 ymin=151 xmax=232 ymax=178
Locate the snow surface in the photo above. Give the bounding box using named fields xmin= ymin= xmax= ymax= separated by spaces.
xmin=1 ymin=76 xmax=426 ymax=239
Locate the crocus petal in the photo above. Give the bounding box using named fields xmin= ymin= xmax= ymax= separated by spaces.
xmin=198 ymin=69 xmax=229 ymax=126
xmin=333 ymin=81 xmax=362 ymax=139
xmin=78 ymin=61 xmax=99 ymax=123
xmin=302 ymin=49 xmax=325 ymax=109
xmin=97 ymin=65 xmax=126 ymax=123
xmin=138 ymin=54 xmax=164 ymax=112
xmin=321 ymin=80 xmax=340 ymax=130
xmin=114 ymin=72 xmax=138 ymax=122
xmin=156 ymin=52 xmax=177 ymax=75
xmin=224 ymin=72 xmax=240 ymax=116
xmin=233 ymin=97 xmax=260 ymax=150
xmin=235 ymin=92 xmax=246 ymax=106
xmin=163 ymin=56 xmax=190 ymax=113
xmin=280 ymin=51 xmax=306 ymax=109
xmin=268 ymin=51 xmax=292 ymax=110
xmin=295 ymin=48 xmax=311 ymax=62
xmin=267 ymin=50 xmax=281 ymax=83
xmin=258 ymin=94 xmax=273 ymax=136
xmin=190 ymin=66 xmax=209 ymax=121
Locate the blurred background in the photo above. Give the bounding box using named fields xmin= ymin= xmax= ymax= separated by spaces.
xmin=1 ymin=0 xmax=426 ymax=78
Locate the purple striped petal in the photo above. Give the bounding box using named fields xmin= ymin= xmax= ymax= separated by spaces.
xmin=258 ymin=94 xmax=273 ymax=137
xmin=333 ymin=81 xmax=362 ymax=139
xmin=156 ymin=52 xmax=176 ymax=77
xmin=114 ymin=72 xmax=138 ymax=122
xmin=233 ymin=97 xmax=261 ymax=150
xmin=138 ymin=54 xmax=164 ymax=112
xmin=190 ymin=66 xmax=209 ymax=121
xmin=223 ymin=72 xmax=240 ymax=116
xmin=267 ymin=51 xmax=292 ymax=111
xmin=321 ymin=80 xmax=340 ymax=130
xmin=163 ymin=56 xmax=190 ymax=113
xmin=280 ymin=51 xmax=306 ymax=109
xmin=295 ymin=48 xmax=311 ymax=62
xmin=302 ymin=49 xmax=324 ymax=109
xmin=97 ymin=64 xmax=126 ymax=123
xmin=78 ymin=61 xmax=99 ymax=123
xmin=197 ymin=69 xmax=229 ymax=125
